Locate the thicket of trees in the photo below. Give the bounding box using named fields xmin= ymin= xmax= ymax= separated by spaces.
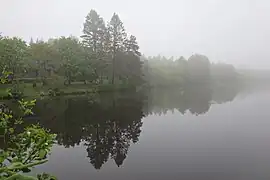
xmin=142 ymin=54 xmax=239 ymax=87
xmin=0 ymin=9 xmax=142 ymax=87
xmin=0 ymin=9 xmax=239 ymax=91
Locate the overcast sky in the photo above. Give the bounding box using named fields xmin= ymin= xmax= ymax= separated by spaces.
xmin=1 ymin=0 xmax=270 ymax=68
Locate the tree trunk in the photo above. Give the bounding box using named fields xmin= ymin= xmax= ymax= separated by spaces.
xmin=112 ymin=54 xmax=115 ymax=85
xmin=100 ymin=72 xmax=103 ymax=84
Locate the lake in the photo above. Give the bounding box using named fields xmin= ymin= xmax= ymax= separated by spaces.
xmin=29 ymin=84 xmax=270 ymax=180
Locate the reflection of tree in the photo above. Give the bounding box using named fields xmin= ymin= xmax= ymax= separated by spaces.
xmin=212 ymin=85 xmax=239 ymax=104
xmin=84 ymin=94 xmax=144 ymax=169
xmin=185 ymin=84 xmax=212 ymax=115
xmin=31 ymin=97 xmax=91 ymax=147
xmin=110 ymin=124 xmax=129 ymax=167
xmin=24 ymin=83 xmax=240 ymax=169
xmin=145 ymin=82 xmax=239 ymax=116
xmin=85 ymin=125 xmax=110 ymax=169
xmin=27 ymin=92 xmax=145 ymax=169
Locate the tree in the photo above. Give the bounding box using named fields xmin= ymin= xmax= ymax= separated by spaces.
xmin=124 ymin=35 xmax=143 ymax=85
xmin=0 ymin=37 xmax=28 ymax=76
xmin=27 ymin=40 xmax=57 ymax=85
xmin=81 ymin=9 xmax=106 ymax=53
xmin=29 ymin=37 xmax=34 ymax=45
xmin=125 ymin=35 xmax=141 ymax=56
xmin=86 ymin=126 xmax=110 ymax=169
xmin=49 ymin=36 xmax=86 ymax=85
xmin=175 ymin=56 xmax=188 ymax=82
xmin=187 ymin=54 xmax=211 ymax=83
xmin=108 ymin=13 xmax=127 ymax=84
xmin=81 ymin=10 xmax=109 ymax=84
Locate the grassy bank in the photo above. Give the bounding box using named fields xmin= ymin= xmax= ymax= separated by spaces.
xmin=0 ymin=82 xmax=135 ymax=99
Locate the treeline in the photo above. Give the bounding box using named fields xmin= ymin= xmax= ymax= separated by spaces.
xmin=142 ymin=55 xmax=239 ymax=87
xmin=0 ymin=9 xmax=142 ymax=87
xmin=0 ymin=9 xmax=239 ymax=90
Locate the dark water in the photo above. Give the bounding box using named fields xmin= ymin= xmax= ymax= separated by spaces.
xmin=28 ymin=84 xmax=270 ymax=180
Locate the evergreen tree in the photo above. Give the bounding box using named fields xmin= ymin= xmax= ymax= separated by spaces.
xmin=125 ymin=35 xmax=141 ymax=56
xmin=81 ymin=9 xmax=106 ymax=53
xmin=29 ymin=37 xmax=34 ymax=45
xmin=108 ymin=13 xmax=127 ymax=84
xmin=81 ymin=9 xmax=109 ymax=83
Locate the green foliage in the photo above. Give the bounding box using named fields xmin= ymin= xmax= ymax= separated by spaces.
xmin=81 ymin=9 xmax=106 ymax=53
xmin=0 ymin=9 xmax=145 ymax=92
xmin=0 ymin=37 xmax=28 ymax=75
xmin=142 ymin=54 xmax=238 ymax=87
xmin=0 ymin=68 xmax=12 ymax=84
xmin=142 ymin=55 xmax=187 ymax=87
xmin=18 ymin=99 xmax=36 ymax=116
xmin=27 ymin=40 xmax=57 ymax=81
xmin=0 ymin=70 xmax=57 ymax=179
xmin=125 ymin=35 xmax=141 ymax=56
xmin=108 ymin=13 xmax=127 ymax=52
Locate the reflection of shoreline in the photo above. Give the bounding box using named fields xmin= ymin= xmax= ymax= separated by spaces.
xmin=145 ymin=84 xmax=240 ymax=116
xmin=24 ymin=83 xmax=253 ymax=169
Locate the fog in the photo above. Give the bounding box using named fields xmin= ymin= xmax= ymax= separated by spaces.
xmin=1 ymin=0 xmax=270 ymax=68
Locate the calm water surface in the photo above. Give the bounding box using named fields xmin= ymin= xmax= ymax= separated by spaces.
xmin=30 ymin=85 xmax=270 ymax=180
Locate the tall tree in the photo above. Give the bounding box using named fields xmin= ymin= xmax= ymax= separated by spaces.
xmin=108 ymin=13 xmax=127 ymax=84
xmin=125 ymin=35 xmax=141 ymax=56
xmin=29 ymin=37 xmax=34 ymax=45
xmin=81 ymin=9 xmax=106 ymax=53
xmin=81 ymin=10 xmax=109 ymax=83
xmin=125 ymin=35 xmax=143 ymax=85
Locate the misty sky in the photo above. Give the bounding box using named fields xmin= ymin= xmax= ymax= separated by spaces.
xmin=1 ymin=0 xmax=270 ymax=68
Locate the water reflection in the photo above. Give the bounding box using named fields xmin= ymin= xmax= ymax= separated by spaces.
xmin=26 ymin=85 xmax=240 ymax=169
xmin=27 ymin=93 xmax=145 ymax=169
xmin=145 ymin=84 xmax=239 ymax=116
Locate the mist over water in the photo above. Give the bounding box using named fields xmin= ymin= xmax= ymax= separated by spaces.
xmin=1 ymin=1 xmax=270 ymax=179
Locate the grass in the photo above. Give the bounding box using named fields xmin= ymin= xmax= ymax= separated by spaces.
xmin=0 ymin=89 xmax=8 ymax=99
xmin=0 ymin=81 xmax=135 ymax=98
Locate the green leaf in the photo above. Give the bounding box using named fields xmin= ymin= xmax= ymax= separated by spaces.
xmin=38 ymin=150 xmax=47 ymax=159
xmin=0 ymin=151 xmax=7 ymax=163
xmin=37 ymin=173 xmax=57 ymax=180
xmin=5 ymin=174 xmax=38 ymax=180
xmin=9 ymin=128 xmax=14 ymax=134
xmin=8 ymin=162 xmax=23 ymax=169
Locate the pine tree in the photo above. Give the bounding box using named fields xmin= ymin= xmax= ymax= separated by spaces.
xmin=125 ymin=35 xmax=141 ymax=56
xmin=29 ymin=37 xmax=34 ymax=45
xmin=81 ymin=10 xmax=109 ymax=83
xmin=108 ymin=13 xmax=127 ymax=84
xmin=81 ymin=9 xmax=106 ymax=53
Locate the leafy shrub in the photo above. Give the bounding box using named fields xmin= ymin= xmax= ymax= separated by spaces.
xmin=0 ymin=68 xmax=57 ymax=179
